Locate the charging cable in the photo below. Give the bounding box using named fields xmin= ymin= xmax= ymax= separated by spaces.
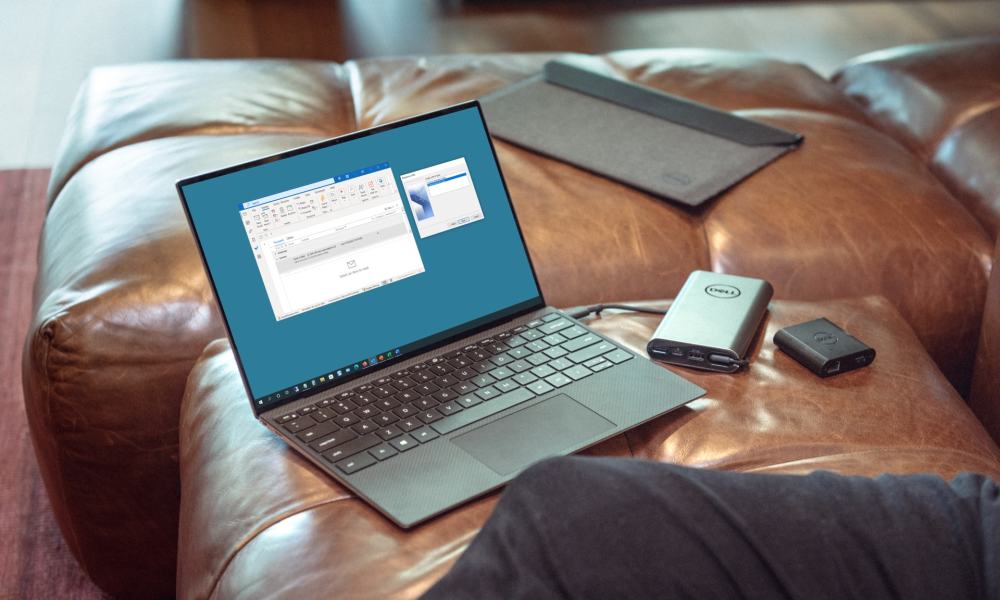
xmin=567 ymin=304 xmax=667 ymax=320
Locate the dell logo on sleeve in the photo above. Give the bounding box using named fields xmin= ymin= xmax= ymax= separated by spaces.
xmin=705 ymin=284 xmax=741 ymax=299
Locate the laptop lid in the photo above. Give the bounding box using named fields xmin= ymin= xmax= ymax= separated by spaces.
xmin=177 ymin=101 xmax=545 ymax=417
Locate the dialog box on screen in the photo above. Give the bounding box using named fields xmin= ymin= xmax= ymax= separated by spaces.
xmin=400 ymin=157 xmax=485 ymax=239
xmin=240 ymin=163 xmax=425 ymax=320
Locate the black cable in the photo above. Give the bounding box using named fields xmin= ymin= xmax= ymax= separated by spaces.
xmin=567 ymin=303 xmax=668 ymax=320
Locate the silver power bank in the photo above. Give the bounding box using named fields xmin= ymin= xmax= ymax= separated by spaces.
xmin=647 ymin=271 xmax=773 ymax=373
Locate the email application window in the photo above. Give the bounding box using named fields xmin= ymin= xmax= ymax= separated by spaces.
xmin=400 ymin=157 xmax=485 ymax=238
xmin=240 ymin=163 xmax=425 ymax=320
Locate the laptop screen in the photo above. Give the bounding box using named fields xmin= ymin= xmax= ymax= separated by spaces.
xmin=178 ymin=104 xmax=543 ymax=412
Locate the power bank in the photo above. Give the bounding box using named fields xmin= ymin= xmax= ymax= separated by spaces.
xmin=647 ymin=271 xmax=773 ymax=373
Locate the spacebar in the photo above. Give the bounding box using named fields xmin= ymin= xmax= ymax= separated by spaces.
xmin=432 ymin=388 xmax=536 ymax=435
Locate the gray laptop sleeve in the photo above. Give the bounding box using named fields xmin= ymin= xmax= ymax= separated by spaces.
xmin=480 ymin=56 xmax=803 ymax=207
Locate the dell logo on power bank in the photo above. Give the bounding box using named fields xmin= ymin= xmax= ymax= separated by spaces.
xmin=705 ymin=284 xmax=741 ymax=299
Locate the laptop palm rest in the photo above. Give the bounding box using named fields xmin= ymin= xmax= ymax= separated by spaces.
xmin=452 ymin=394 xmax=615 ymax=475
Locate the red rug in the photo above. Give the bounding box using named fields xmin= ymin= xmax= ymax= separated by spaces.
xmin=0 ymin=169 xmax=107 ymax=599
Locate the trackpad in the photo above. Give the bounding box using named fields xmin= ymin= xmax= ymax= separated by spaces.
xmin=452 ymin=394 xmax=615 ymax=475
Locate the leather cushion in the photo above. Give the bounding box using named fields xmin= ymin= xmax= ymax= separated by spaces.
xmin=177 ymin=297 xmax=1000 ymax=599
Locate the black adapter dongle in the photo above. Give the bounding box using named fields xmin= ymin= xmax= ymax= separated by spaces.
xmin=773 ymin=317 xmax=875 ymax=377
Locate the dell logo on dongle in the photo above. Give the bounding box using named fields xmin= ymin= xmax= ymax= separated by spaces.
xmin=705 ymin=284 xmax=741 ymax=299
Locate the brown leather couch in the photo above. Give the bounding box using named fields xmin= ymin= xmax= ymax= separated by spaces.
xmin=22 ymin=39 xmax=1000 ymax=597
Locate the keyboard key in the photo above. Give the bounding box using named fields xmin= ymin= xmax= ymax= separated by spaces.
xmin=433 ymin=389 xmax=458 ymax=403
xmin=521 ymin=329 xmax=544 ymax=341
xmin=316 ymin=398 xmax=334 ymax=408
xmin=542 ymin=312 xmax=562 ymax=322
xmin=539 ymin=318 xmax=572 ymax=334
xmin=278 ymin=413 xmax=296 ymax=424
xmin=454 ymin=367 xmax=477 ymax=380
xmin=527 ymin=380 xmax=554 ymax=395
xmin=475 ymin=386 xmax=501 ymax=401
xmin=583 ymin=356 xmax=606 ymax=368
xmin=369 ymin=387 xmax=392 ymax=399
xmin=562 ymin=333 xmax=600 ymax=352
xmin=472 ymin=361 xmax=495 ymax=374
xmin=452 ymin=381 xmax=478 ymax=395
xmin=323 ymin=434 xmax=380 ymax=463
xmin=527 ymin=318 xmax=544 ymax=328
xmin=591 ymin=360 xmax=614 ymax=372
xmin=430 ymin=363 xmax=454 ymax=376
xmin=549 ymin=358 xmax=574 ymax=371
xmin=412 ymin=371 xmax=434 ymax=383
xmin=509 ymin=360 xmax=532 ymax=373
xmin=373 ymin=412 xmax=399 ymax=426
xmin=531 ymin=364 xmax=556 ymax=378
xmin=471 ymin=374 xmax=497 ymax=387
xmin=457 ymin=394 xmax=483 ymax=408
xmin=392 ymin=378 xmax=413 ymax=390
xmin=483 ymin=342 xmax=507 ymax=355
xmin=525 ymin=340 xmax=549 ymax=353
xmin=564 ymin=365 xmax=594 ymax=381
xmin=490 ymin=354 xmax=513 ymax=366
xmin=542 ymin=333 xmax=567 ymax=346
xmin=488 ymin=367 xmax=514 ymax=381
xmin=284 ymin=419 xmax=311 ymax=433
xmin=394 ymin=404 xmax=418 ymax=418
xmin=369 ymin=444 xmax=398 ymax=461
xmin=466 ymin=349 xmax=490 ymax=362
xmin=353 ymin=405 xmax=378 ymax=420
xmin=390 ymin=434 xmax=418 ymax=452
xmin=561 ymin=325 xmax=587 ymax=339
xmin=376 ymin=426 xmax=403 ymax=441
xmin=351 ymin=420 xmax=378 ymax=435
xmin=433 ymin=387 xmax=536 ymax=435
xmin=438 ymin=401 xmax=463 ymax=416
xmin=412 ymin=427 xmax=440 ymax=443
xmin=414 ymin=397 xmax=438 ymax=410
xmin=311 ymin=408 xmax=335 ymax=422
xmin=335 ymin=414 xmax=358 ymax=427
xmin=604 ymin=349 xmax=634 ymax=364
xmin=527 ymin=353 xmax=549 ymax=366
xmin=376 ymin=397 xmax=401 ymax=411
xmin=297 ymin=420 xmax=337 ymax=443
xmin=513 ymin=372 xmax=538 ymax=385
xmin=508 ymin=346 xmax=531 ymax=359
xmin=567 ymin=341 xmax=616 ymax=364
xmin=333 ymin=400 xmax=358 ymax=414
xmin=395 ymin=390 xmax=419 ymax=404
xmin=512 ymin=325 xmax=528 ymax=333
xmin=311 ymin=429 xmax=359 ymax=453
xmin=436 ymin=375 xmax=458 ymax=387
xmin=414 ymin=382 xmax=439 ymax=396
xmin=495 ymin=379 xmax=521 ymax=393
xmin=418 ymin=409 xmax=444 ymax=424
xmin=398 ymin=418 xmax=423 ymax=432
xmin=299 ymin=405 xmax=316 ymax=415
xmin=507 ymin=335 xmax=528 ymax=348
xmin=449 ymin=356 xmax=472 ymax=369
xmin=545 ymin=373 xmax=573 ymax=388
xmin=543 ymin=346 xmax=568 ymax=359
xmin=335 ymin=452 xmax=377 ymax=474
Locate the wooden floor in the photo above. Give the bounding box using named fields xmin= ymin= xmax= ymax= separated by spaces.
xmin=0 ymin=170 xmax=107 ymax=598
xmin=1 ymin=0 xmax=998 ymax=168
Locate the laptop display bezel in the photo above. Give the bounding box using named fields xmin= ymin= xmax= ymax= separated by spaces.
xmin=177 ymin=101 xmax=547 ymax=418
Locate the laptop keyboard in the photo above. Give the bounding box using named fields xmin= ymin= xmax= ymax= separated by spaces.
xmin=271 ymin=312 xmax=633 ymax=475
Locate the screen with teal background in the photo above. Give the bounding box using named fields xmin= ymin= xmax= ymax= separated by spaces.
xmin=180 ymin=106 xmax=541 ymax=408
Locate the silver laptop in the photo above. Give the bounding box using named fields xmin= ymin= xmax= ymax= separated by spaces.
xmin=177 ymin=101 xmax=704 ymax=528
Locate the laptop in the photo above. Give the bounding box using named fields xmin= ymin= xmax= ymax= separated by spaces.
xmin=176 ymin=100 xmax=705 ymax=528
